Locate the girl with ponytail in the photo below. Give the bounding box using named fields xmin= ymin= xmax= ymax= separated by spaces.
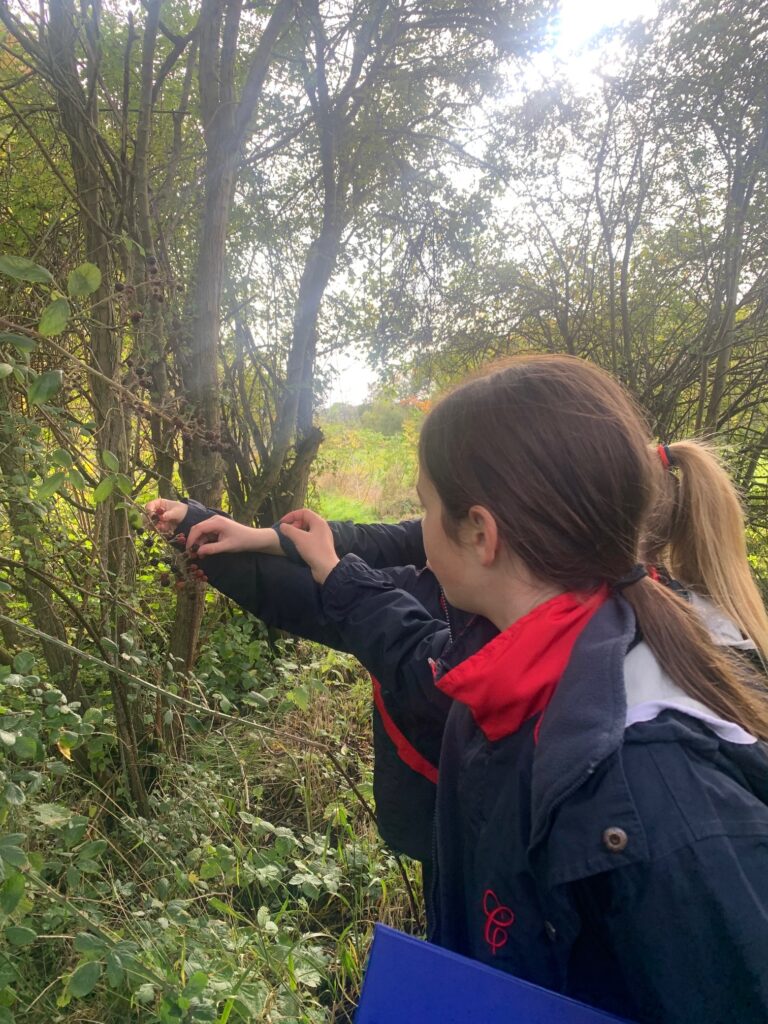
xmin=645 ymin=440 xmax=768 ymax=670
xmin=282 ymin=354 xmax=768 ymax=1023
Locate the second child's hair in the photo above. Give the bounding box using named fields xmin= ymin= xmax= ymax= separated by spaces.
xmin=643 ymin=440 xmax=768 ymax=664
xmin=419 ymin=354 xmax=768 ymax=739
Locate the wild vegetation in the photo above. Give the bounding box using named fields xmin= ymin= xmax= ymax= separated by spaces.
xmin=0 ymin=0 xmax=766 ymax=1020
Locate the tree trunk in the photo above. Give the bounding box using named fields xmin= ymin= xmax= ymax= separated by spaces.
xmin=47 ymin=0 xmax=149 ymax=816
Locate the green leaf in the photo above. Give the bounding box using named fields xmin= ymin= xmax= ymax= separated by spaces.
xmin=199 ymin=858 xmax=222 ymax=880
xmin=63 ymin=817 xmax=88 ymax=847
xmin=0 ymin=1003 xmax=14 ymax=1023
xmin=67 ymin=263 xmax=101 ymax=298
xmin=208 ymin=896 xmax=241 ymax=920
xmin=0 ymin=873 xmax=25 ymax=915
xmin=12 ymin=652 xmax=34 ymax=674
xmin=135 ymin=983 xmax=155 ymax=1004
xmin=67 ymin=468 xmax=86 ymax=490
xmin=37 ymin=471 xmax=67 ymax=500
xmin=28 ymin=369 xmax=63 ymax=405
xmin=33 ymin=803 xmax=72 ymax=827
xmin=101 ymin=450 xmax=119 ymax=473
xmin=12 ymin=734 xmax=39 ymax=761
xmin=0 ymin=254 xmax=52 ymax=284
xmin=27 ymin=851 xmax=44 ymax=872
xmin=286 ymin=685 xmax=310 ymax=712
xmin=2 ymin=784 xmax=24 ymax=807
xmin=105 ymin=951 xmax=124 ymax=988
xmin=51 ymin=449 xmax=73 ymax=469
xmin=74 ymin=932 xmax=108 ymax=955
xmin=38 ymin=298 xmax=70 ymax=337
xmin=93 ymin=478 xmax=115 ymax=504
xmin=0 ymin=333 xmax=35 ymax=355
xmin=5 ymin=925 xmax=36 ymax=947
xmin=0 ymin=364 xmax=13 ymax=380
xmin=182 ymin=971 xmax=208 ymax=998
xmin=77 ymin=840 xmax=108 ymax=860
xmin=68 ymin=960 xmax=102 ymax=998
xmin=114 ymin=473 xmax=132 ymax=496
xmin=0 ymin=846 xmax=26 ymax=871
xmin=0 ymin=834 xmax=26 ymax=849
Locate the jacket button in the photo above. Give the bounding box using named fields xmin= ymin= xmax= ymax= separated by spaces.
xmin=544 ymin=920 xmax=557 ymax=942
xmin=602 ymin=827 xmax=628 ymax=852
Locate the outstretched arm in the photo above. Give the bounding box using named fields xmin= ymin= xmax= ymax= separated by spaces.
xmin=146 ymin=498 xmax=425 ymax=569
xmin=143 ymin=498 xmax=346 ymax=646
xmin=142 ymin=499 xmax=431 ymax=647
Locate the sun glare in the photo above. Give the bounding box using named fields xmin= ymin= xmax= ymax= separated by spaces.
xmin=553 ymin=0 xmax=659 ymax=56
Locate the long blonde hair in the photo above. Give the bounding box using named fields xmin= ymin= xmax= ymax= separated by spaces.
xmin=644 ymin=440 xmax=768 ymax=664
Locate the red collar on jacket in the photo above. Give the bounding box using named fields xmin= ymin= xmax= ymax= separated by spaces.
xmin=436 ymin=586 xmax=609 ymax=742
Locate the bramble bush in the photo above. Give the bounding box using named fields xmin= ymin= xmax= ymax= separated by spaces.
xmin=0 ymin=635 xmax=417 ymax=1024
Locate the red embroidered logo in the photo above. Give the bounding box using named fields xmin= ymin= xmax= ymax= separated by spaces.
xmin=482 ymin=889 xmax=515 ymax=955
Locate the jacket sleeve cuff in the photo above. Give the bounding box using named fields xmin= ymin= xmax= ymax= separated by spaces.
xmin=272 ymin=521 xmax=366 ymax=567
xmin=271 ymin=523 xmax=306 ymax=564
xmin=174 ymin=499 xmax=229 ymax=548
xmin=272 ymin=521 xmax=348 ymax=565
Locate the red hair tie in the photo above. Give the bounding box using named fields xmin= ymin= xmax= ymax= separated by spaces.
xmin=657 ymin=444 xmax=673 ymax=470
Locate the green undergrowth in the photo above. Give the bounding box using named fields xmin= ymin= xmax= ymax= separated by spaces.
xmin=0 ymin=632 xmax=419 ymax=1023
xmin=311 ymin=420 xmax=422 ymax=523
xmin=312 ymin=493 xmax=379 ymax=524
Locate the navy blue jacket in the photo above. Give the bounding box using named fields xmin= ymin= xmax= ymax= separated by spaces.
xmin=176 ymin=501 xmax=466 ymax=861
xmin=319 ymin=553 xmax=768 ymax=1024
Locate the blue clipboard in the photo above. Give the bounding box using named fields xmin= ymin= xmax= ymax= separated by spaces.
xmin=356 ymin=925 xmax=633 ymax=1023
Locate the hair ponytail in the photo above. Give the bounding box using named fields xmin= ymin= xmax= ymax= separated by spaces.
xmin=643 ymin=440 xmax=768 ymax=664
xmin=621 ymin=575 xmax=768 ymax=740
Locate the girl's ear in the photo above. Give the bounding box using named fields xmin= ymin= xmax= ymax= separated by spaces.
xmin=466 ymin=505 xmax=499 ymax=567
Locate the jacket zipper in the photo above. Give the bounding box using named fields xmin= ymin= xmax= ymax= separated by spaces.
xmin=428 ymin=588 xmax=454 ymax=681
xmin=439 ymin=587 xmax=454 ymax=645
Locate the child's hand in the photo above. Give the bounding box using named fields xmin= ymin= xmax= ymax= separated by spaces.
xmin=280 ymin=509 xmax=339 ymax=584
xmin=145 ymin=498 xmax=187 ymax=538
xmin=185 ymin=516 xmax=267 ymax=558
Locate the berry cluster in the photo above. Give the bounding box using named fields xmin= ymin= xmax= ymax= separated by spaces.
xmin=114 ymin=254 xmax=166 ymax=321
xmin=118 ymin=367 xmax=234 ymax=454
xmin=146 ymin=255 xmax=164 ymax=303
xmin=145 ymin=519 xmax=208 ymax=592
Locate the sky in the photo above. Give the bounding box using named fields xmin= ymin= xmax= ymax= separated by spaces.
xmin=323 ymin=0 xmax=661 ymax=407
xmin=552 ymin=0 xmax=658 ymax=58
